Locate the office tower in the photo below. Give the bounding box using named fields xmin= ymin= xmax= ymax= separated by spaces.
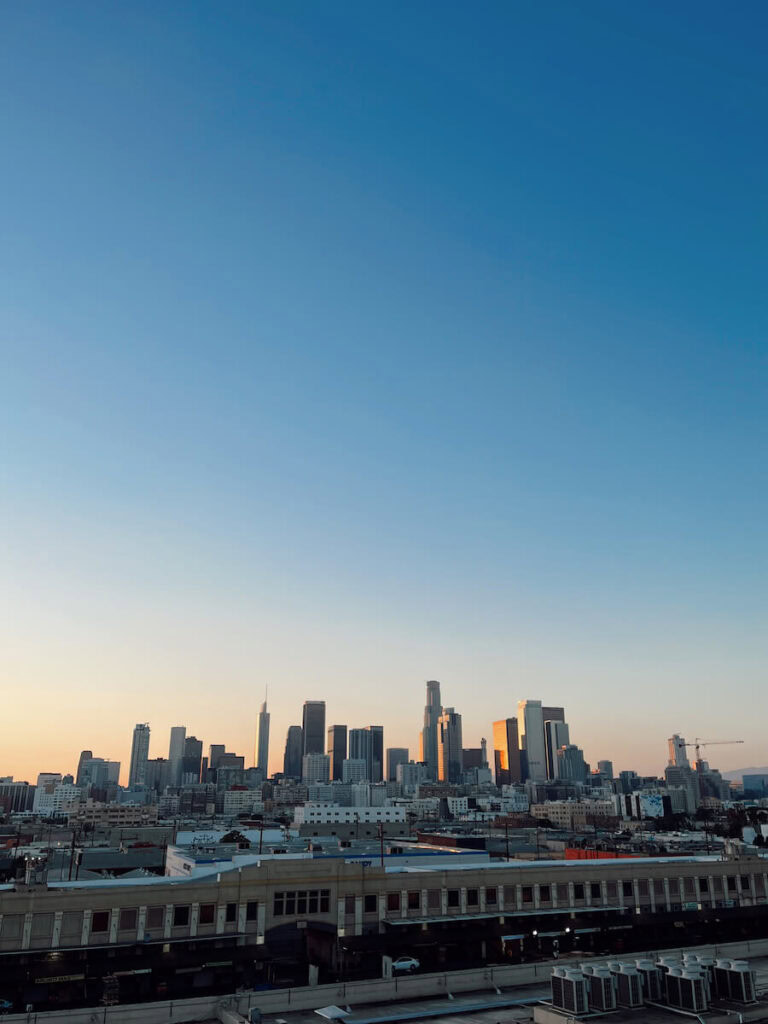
xmin=386 ymin=747 xmax=409 ymax=782
xmin=256 ymin=700 xmax=270 ymax=775
xmin=144 ymin=757 xmax=171 ymax=793
xmin=437 ymin=707 xmax=463 ymax=783
xmin=419 ymin=680 xmax=442 ymax=780
xmin=342 ymin=758 xmax=367 ymax=783
xmin=556 ymin=744 xmax=588 ymax=783
xmin=168 ymin=726 xmax=186 ymax=786
xmin=493 ymin=718 xmax=522 ymax=786
xmin=181 ymin=736 xmax=203 ymax=783
xmin=302 ymin=701 xmax=326 ymax=755
xmin=128 ymin=724 xmax=150 ymax=788
xmin=367 ymin=725 xmax=384 ymax=783
xmin=75 ymin=750 xmax=93 ymax=787
xmin=209 ymin=744 xmax=226 ymax=771
xmin=302 ymin=753 xmax=330 ymax=784
xmin=349 ymin=729 xmax=371 ymax=779
xmin=481 ymin=737 xmax=488 ymax=767
xmin=517 ymin=700 xmax=547 ymax=782
xmin=668 ymin=734 xmax=689 ymax=768
xmin=327 ymin=725 xmax=347 ymax=781
xmin=542 ymin=706 xmax=565 ymax=725
xmin=462 ymin=748 xmax=483 ymax=769
xmin=283 ymin=725 xmax=303 ymax=778
xmin=597 ymin=759 xmax=614 ymax=780
xmin=545 ymin=720 xmax=571 ymax=779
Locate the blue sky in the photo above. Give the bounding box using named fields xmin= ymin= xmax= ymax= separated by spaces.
xmin=1 ymin=1 xmax=766 ymax=778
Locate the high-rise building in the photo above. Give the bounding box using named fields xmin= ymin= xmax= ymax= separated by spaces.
xmin=256 ymin=700 xmax=270 ymax=775
xmin=556 ymin=744 xmax=589 ymax=783
xmin=437 ymin=707 xmax=463 ymax=783
xmin=367 ymin=725 xmax=384 ymax=783
xmin=75 ymin=750 xmax=93 ymax=787
xmin=545 ymin=720 xmax=570 ymax=779
xmin=327 ymin=725 xmax=347 ymax=781
xmin=493 ymin=718 xmax=522 ymax=786
xmin=302 ymin=753 xmax=330 ymax=784
xmin=283 ymin=725 xmax=303 ymax=778
xmin=144 ymin=757 xmax=171 ymax=793
xmin=386 ymin=747 xmax=409 ymax=782
xmin=302 ymin=701 xmax=326 ymax=756
xmin=342 ymin=758 xmax=367 ymax=784
xmin=168 ymin=726 xmax=186 ymax=786
xmin=517 ymin=700 xmax=547 ymax=782
xmin=128 ymin=724 xmax=150 ymax=788
xmin=349 ymin=728 xmax=370 ymax=779
xmin=542 ymin=706 xmax=566 ymax=725
xmin=597 ymin=759 xmax=614 ymax=780
xmin=419 ymin=680 xmax=442 ymax=780
xmin=668 ymin=734 xmax=690 ymax=768
xmin=209 ymin=744 xmax=226 ymax=771
xmin=181 ymin=736 xmax=203 ymax=783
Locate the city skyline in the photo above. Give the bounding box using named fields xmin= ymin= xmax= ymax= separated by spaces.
xmin=0 ymin=682 xmax=758 ymax=787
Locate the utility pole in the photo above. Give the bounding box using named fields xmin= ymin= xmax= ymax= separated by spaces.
xmin=378 ymin=822 xmax=385 ymax=868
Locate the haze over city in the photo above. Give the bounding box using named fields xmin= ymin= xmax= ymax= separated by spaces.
xmin=2 ymin=2 xmax=767 ymax=782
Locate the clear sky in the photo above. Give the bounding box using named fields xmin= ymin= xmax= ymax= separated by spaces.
xmin=1 ymin=2 xmax=766 ymax=783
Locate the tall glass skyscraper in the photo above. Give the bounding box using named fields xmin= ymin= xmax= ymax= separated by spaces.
xmin=302 ymin=701 xmax=326 ymax=755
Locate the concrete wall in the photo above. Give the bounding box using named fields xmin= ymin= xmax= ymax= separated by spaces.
xmin=7 ymin=936 xmax=768 ymax=1024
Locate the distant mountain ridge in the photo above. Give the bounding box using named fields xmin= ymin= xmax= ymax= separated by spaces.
xmin=719 ymin=766 xmax=768 ymax=782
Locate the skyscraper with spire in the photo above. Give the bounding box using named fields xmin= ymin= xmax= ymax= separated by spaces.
xmin=256 ymin=696 xmax=270 ymax=775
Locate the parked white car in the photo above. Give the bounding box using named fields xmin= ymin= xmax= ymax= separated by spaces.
xmin=392 ymin=956 xmax=420 ymax=973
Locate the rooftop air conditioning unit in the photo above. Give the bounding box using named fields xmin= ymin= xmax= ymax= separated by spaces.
xmin=724 ymin=961 xmax=757 ymax=1004
xmin=588 ymin=966 xmax=616 ymax=1011
xmin=614 ymin=964 xmax=643 ymax=1008
xmin=635 ymin=959 xmax=663 ymax=1001
xmin=551 ymin=967 xmax=588 ymax=1016
xmin=678 ymin=969 xmax=708 ymax=1013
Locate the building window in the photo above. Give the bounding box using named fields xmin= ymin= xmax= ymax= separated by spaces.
xmin=740 ymin=875 xmax=751 ymax=892
xmin=364 ymin=894 xmax=377 ymax=914
xmin=485 ymin=887 xmax=497 ymax=905
xmin=447 ymin=889 xmax=460 ymax=908
xmin=387 ymin=892 xmax=401 ymax=912
xmin=521 ymin=886 xmax=533 ymax=904
xmin=540 ymin=885 xmax=551 ymax=903
xmin=246 ymin=901 xmax=258 ymax=921
xmin=344 ymin=895 xmax=356 ymax=916
xmin=408 ymin=891 xmax=420 ymax=910
xmin=504 ymin=885 xmax=516 ymax=904
xmin=590 ymin=883 xmax=601 ymax=901
xmin=274 ymin=893 xmax=285 ymax=916
xmin=557 ymin=883 xmax=569 ymax=903
xmin=653 ymin=879 xmax=665 ymax=897
xmin=467 ymin=889 xmax=479 ymax=906
xmin=146 ymin=906 xmax=164 ymax=930
xmin=308 ymin=892 xmax=319 ymax=914
xmin=574 ymin=884 xmax=585 ymax=901
xmin=173 ymin=906 xmax=190 ymax=927
xmin=622 ymin=881 xmax=633 ymax=899
xmin=297 ymin=891 xmax=308 ymax=915
xmin=727 ymin=877 xmax=737 ymax=892
xmin=698 ymin=877 xmax=709 ymax=894
xmin=285 ymin=893 xmax=296 ymax=915
xmin=91 ymin=911 xmax=110 ymax=933
xmin=225 ymin=903 xmax=237 ymax=923
xmin=200 ymin=903 xmax=215 ymax=925
xmin=606 ymin=881 xmax=618 ymax=899
xmin=118 ymin=909 xmax=137 ymax=931
xmin=639 ymin=880 xmax=649 ymax=897
xmin=684 ymin=877 xmax=695 ymax=896
xmin=320 ymin=890 xmax=330 ymax=913
xmin=427 ymin=889 xmax=441 ymax=910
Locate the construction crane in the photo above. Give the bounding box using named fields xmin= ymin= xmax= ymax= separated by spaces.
xmin=684 ymin=738 xmax=744 ymax=763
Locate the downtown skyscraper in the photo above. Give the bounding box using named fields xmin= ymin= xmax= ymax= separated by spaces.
xmin=256 ymin=699 xmax=270 ymax=775
xmin=419 ymin=680 xmax=442 ymax=780
xmin=302 ymin=701 xmax=326 ymax=756
xmin=128 ymin=723 xmax=150 ymax=788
